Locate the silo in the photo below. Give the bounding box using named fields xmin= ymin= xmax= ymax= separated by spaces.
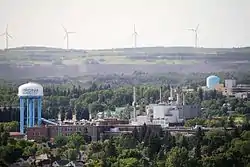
xmin=206 ymin=75 xmax=220 ymax=89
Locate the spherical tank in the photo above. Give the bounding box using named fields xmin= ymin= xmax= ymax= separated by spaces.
xmin=206 ymin=75 xmax=220 ymax=89
xmin=18 ymin=82 xmax=44 ymax=97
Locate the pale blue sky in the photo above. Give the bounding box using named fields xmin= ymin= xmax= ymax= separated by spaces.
xmin=0 ymin=0 xmax=249 ymax=49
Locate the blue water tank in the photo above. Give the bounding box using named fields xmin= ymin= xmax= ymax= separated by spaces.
xmin=206 ymin=75 xmax=220 ymax=89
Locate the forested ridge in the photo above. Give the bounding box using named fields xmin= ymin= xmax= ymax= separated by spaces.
xmin=1 ymin=77 xmax=250 ymax=122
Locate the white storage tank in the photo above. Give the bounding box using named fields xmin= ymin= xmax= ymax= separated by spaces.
xmin=206 ymin=75 xmax=220 ymax=89
xmin=18 ymin=82 xmax=43 ymax=97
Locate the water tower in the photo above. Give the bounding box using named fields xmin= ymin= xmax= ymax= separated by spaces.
xmin=206 ymin=75 xmax=220 ymax=89
xmin=18 ymin=82 xmax=43 ymax=134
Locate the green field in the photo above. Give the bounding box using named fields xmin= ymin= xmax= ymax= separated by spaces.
xmin=63 ymin=55 xmax=198 ymax=65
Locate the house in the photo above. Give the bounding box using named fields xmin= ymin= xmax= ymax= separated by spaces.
xmin=52 ymin=160 xmax=84 ymax=167
xmin=52 ymin=160 xmax=74 ymax=167
xmin=10 ymin=157 xmax=34 ymax=167
xmin=35 ymin=154 xmax=50 ymax=166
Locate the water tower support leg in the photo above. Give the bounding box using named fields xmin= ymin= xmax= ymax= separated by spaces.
xmin=29 ymin=98 xmax=33 ymax=127
xmin=32 ymin=99 xmax=35 ymax=127
xmin=20 ymin=97 xmax=24 ymax=134
xmin=26 ymin=99 xmax=29 ymax=127
xmin=37 ymin=97 xmax=42 ymax=126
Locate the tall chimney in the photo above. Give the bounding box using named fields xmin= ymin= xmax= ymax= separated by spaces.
xmin=72 ymin=114 xmax=76 ymax=125
xmin=159 ymin=86 xmax=162 ymax=103
xmin=177 ymin=93 xmax=181 ymax=105
xmin=58 ymin=112 xmax=62 ymax=125
xmin=89 ymin=112 xmax=92 ymax=120
xmin=132 ymin=87 xmax=136 ymax=121
xmin=170 ymin=86 xmax=173 ymax=99
xmin=182 ymin=93 xmax=186 ymax=105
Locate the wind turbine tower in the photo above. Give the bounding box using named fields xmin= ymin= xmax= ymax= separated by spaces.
xmin=0 ymin=24 xmax=12 ymax=50
xmin=188 ymin=24 xmax=200 ymax=48
xmin=132 ymin=24 xmax=138 ymax=48
xmin=62 ymin=25 xmax=76 ymax=50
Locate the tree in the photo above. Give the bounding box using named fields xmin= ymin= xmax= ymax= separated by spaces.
xmin=104 ymin=138 xmax=117 ymax=158
xmin=147 ymin=133 xmax=161 ymax=160
xmin=132 ymin=127 xmax=140 ymax=142
xmin=118 ymin=157 xmax=141 ymax=167
xmin=139 ymin=123 xmax=147 ymax=142
xmin=198 ymin=88 xmax=203 ymax=102
xmin=178 ymin=136 xmax=189 ymax=150
xmin=64 ymin=148 xmax=78 ymax=161
xmin=22 ymin=144 xmax=38 ymax=166
xmin=68 ymin=133 xmax=85 ymax=160
xmin=54 ymin=136 xmax=68 ymax=147
xmin=162 ymin=131 xmax=172 ymax=151
xmin=165 ymin=147 xmax=189 ymax=167
xmin=194 ymin=127 xmax=204 ymax=159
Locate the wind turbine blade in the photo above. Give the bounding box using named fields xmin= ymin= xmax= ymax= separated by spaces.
xmin=61 ymin=24 xmax=67 ymax=33
xmin=7 ymin=33 xmax=13 ymax=39
xmin=187 ymin=28 xmax=195 ymax=31
xmin=6 ymin=24 xmax=8 ymax=33
xmin=196 ymin=24 xmax=200 ymax=31
xmin=0 ymin=33 xmax=5 ymax=36
xmin=68 ymin=32 xmax=76 ymax=34
xmin=134 ymin=24 xmax=136 ymax=33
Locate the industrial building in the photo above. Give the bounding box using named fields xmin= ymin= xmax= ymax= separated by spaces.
xmin=26 ymin=120 xmax=161 ymax=141
xmin=132 ymin=87 xmax=201 ymax=128
xmin=217 ymin=79 xmax=250 ymax=98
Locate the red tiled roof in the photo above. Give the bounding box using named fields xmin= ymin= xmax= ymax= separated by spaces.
xmin=10 ymin=132 xmax=24 ymax=136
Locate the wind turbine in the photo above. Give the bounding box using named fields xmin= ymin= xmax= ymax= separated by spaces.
xmin=132 ymin=24 xmax=138 ymax=48
xmin=0 ymin=24 xmax=13 ymax=50
xmin=188 ymin=24 xmax=199 ymax=48
xmin=62 ymin=25 xmax=75 ymax=50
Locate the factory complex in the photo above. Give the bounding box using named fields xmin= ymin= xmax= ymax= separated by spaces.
xmin=204 ymin=75 xmax=250 ymax=99
xmin=15 ymin=75 xmax=249 ymax=141
xmin=131 ymin=87 xmax=200 ymax=128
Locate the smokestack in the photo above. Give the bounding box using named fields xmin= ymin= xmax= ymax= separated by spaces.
xmin=160 ymin=86 xmax=162 ymax=103
xmin=89 ymin=112 xmax=92 ymax=120
xmin=58 ymin=112 xmax=62 ymax=125
xmin=132 ymin=87 xmax=136 ymax=121
xmin=183 ymin=93 xmax=185 ymax=105
xmin=170 ymin=86 xmax=173 ymax=99
xmin=177 ymin=93 xmax=181 ymax=105
xmin=72 ymin=114 xmax=76 ymax=125
xmin=168 ymin=86 xmax=174 ymax=102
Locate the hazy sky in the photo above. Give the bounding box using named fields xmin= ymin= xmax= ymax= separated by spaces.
xmin=0 ymin=0 xmax=249 ymax=49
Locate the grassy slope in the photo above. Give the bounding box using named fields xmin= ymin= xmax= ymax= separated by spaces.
xmin=0 ymin=46 xmax=250 ymax=65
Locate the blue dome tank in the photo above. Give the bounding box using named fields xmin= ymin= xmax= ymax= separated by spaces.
xmin=206 ymin=75 xmax=220 ymax=89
